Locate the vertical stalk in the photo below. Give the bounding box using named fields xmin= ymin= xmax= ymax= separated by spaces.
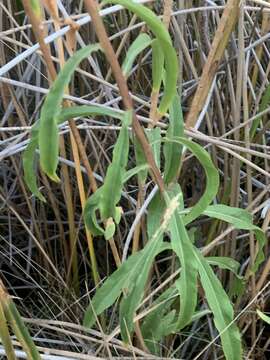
xmin=83 ymin=0 xmax=164 ymax=193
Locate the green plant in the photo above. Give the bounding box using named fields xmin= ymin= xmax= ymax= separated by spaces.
xmin=0 ymin=282 xmax=41 ymax=360
xmin=22 ymin=1 xmax=266 ymax=359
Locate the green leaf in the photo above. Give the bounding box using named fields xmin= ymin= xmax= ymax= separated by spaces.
xmin=203 ymin=204 xmax=266 ymax=273
xmin=5 ymin=300 xmax=41 ymax=360
xmin=163 ymin=94 xmax=184 ymax=184
xmin=103 ymin=0 xmax=178 ymax=115
xmin=257 ymin=309 xmax=270 ymax=325
xmin=120 ymin=232 xmax=163 ymax=342
xmin=119 ymin=192 xmax=180 ymax=342
xmin=250 ymin=82 xmax=270 ymax=139
xmin=147 ymin=127 xmax=161 ymax=169
xmin=23 ymin=134 xmax=44 ymax=201
xmin=165 ymin=188 xmax=198 ymax=330
xmin=83 ymin=250 xmax=141 ymax=328
xmin=104 ymin=218 xmax=116 ymax=240
xmin=194 ymin=249 xmax=242 ymax=360
xmin=164 ymin=137 xmax=220 ymax=224
xmin=123 ymin=164 xmax=149 ymax=183
xmin=151 ymin=39 xmax=164 ymax=92
xmin=84 ymin=110 xmax=132 ymax=235
xmin=147 ymin=190 xmax=165 ymax=239
xmin=0 ymin=302 xmax=16 ymax=360
xmin=141 ymin=286 xmax=178 ymax=353
xmin=38 ymin=44 xmax=100 ymax=180
xmin=122 ymin=33 xmax=152 ymax=77
xmin=83 ymin=242 xmax=171 ymax=329
xmin=204 ymin=205 xmax=253 ymax=229
xmin=134 ymin=137 xmax=148 ymax=185
xmin=23 ymin=104 xmax=122 ymax=200
xmin=207 ymin=257 xmax=241 ymax=278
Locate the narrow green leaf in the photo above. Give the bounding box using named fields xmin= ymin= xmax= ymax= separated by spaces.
xmin=164 ymin=137 xmax=220 ymax=224
xmin=147 ymin=127 xmax=161 ymax=169
xmin=104 ymin=218 xmax=116 ymax=240
xmin=165 ymin=188 xmax=198 ymax=330
xmin=257 ymin=309 xmax=270 ymax=325
xmin=204 ymin=205 xmax=253 ymax=229
xmin=83 ymin=242 xmax=171 ymax=329
xmin=103 ymin=0 xmax=178 ymax=115
xmin=5 ymin=300 xmax=41 ymax=360
xmin=151 ymin=39 xmax=164 ymax=91
xmin=0 ymin=302 xmax=16 ymax=360
xmin=147 ymin=190 xmax=165 ymax=239
xmin=120 ymin=233 xmax=163 ymax=342
xmin=38 ymin=44 xmax=100 ymax=180
xmin=23 ymin=135 xmax=44 ymax=202
xmin=83 ymin=250 xmax=141 ymax=328
xmin=24 ymin=104 xmax=122 ymax=200
xmin=122 ymin=33 xmax=152 ymax=77
xmin=142 ymin=286 xmax=178 ymax=353
xmin=203 ymin=204 xmax=266 ymax=273
xmin=123 ymin=164 xmax=149 ymax=183
xmin=134 ymin=137 xmax=148 ymax=185
xmin=84 ymin=111 xmax=132 ymax=235
xmin=207 ymin=257 xmax=241 ymax=278
xmin=119 ymin=193 xmax=180 ymax=342
xmin=250 ymin=83 xmax=270 ymax=139
xmin=194 ymin=249 xmax=242 ymax=360
xmin=163 ymin=94 xmax=184 ymax=184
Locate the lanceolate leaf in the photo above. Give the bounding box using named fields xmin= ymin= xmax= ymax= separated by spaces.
xmin=194 ymin=249 xmax=242 ymax=360
xmin=120 ymin=230 xmax=164 ymax=342
xmin=38 ymin=44 xmax=100 ymax=180
xmin=83 ymin=242 xmax=171 ymax=329
xmin=163 ymin=94 xmax=184 ymax=184
xmin=257 ymin=309 xmax=270 ymax=325
xmin=147 ymin=127 xmax=161 ymax=169
xmin=151 ymin=39 xmax=164 ymax=92
xmin=23 ymin=105 xmax=123 ymax=201
xmin=5 ymin=300 xmax=41 ymax=360
xmin=207 ymin=257 xmax=241 ymax=278
xmin=147 ymin=190 xmax=165 ymax=239
xmin=250 ymin=82 xmax=270 ymax=139
xmin=203 ymin=204 xmax=266 ymax=272
xmin=165 ymin=188 xmax=198 ymax=330
xmin=119 ymin=193 xmax=180 ymax=342
xmin=0 ymin=301 xmax=16 ymax=360
xmin=83 ymin=250 xmax=142 ymax=328
xmin=103 ymin=0 xmax=178 ymax=115
xmin=122 ymin=33 xmax=152 ymax=77
xmin=84 ymin=110 xmax=132 ymax=236
xmin=141 ymin=286 xmax=178 ymax=353
xmin=123 ymin=164 xmax=149 ymax=183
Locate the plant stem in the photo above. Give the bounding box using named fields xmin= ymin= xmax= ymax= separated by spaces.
xmin=83 ymin=0 xmax=165 ymax=193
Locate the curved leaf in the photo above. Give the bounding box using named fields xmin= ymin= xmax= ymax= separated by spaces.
xmin=194 ymin=249 xmax=242 ymax=360
xmin=122 ymin=33 xmax=152 ymax=77
xmin=38 ymin=44 xmax=100 ymax=180
xmin=23 ymin=105 xmax=123 ymax=200
xmin=257 ymin=309 xmax=270 ymax=325
xmin=204 ymin=204 xmax=266 ymax=273
xmin=103 ymin=0 xmax=178 ymax=115
xmin=163 ymin=94 xmax=184 ymax=184
xmin=207 ymin=257 xmax=241 ymax=278
xmin=84 ymin=110 xmax=132 ymax=236
xmin=151 ymin=38 xmax=164 ymax=92
xmin=83 ymin=242 xmax=171 ymax=329
xmin=165 ymin=188 xmax=198 ymax=330
xmin=164 ymin=137 xmax=220 ymax=224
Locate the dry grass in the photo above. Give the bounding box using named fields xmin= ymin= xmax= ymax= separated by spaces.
xmin=0 ymin=0 xmax=270 ymax=359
